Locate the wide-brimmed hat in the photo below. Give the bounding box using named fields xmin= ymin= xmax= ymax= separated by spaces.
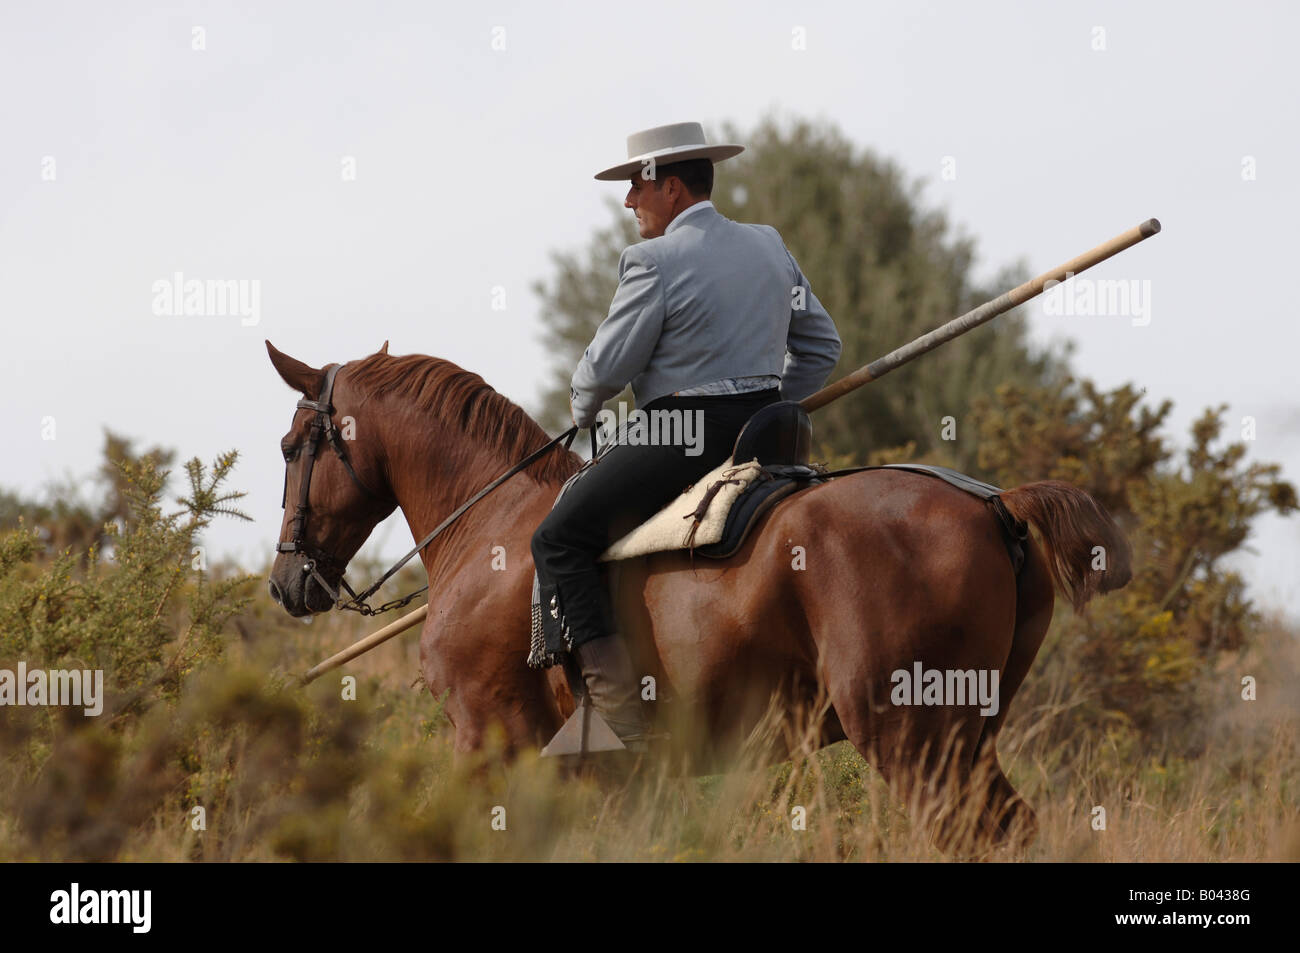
xmin=594 ymin=122 xmax=744 ymax=181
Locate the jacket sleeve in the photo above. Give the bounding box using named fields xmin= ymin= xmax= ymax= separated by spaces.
xmin=780 ymin=248 xmax=842 ymax=403
xmin=569 ymin=244 xmax=666 ymax=428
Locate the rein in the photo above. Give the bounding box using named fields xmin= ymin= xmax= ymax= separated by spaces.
xmin=277 ymin=361 xmax=586 ymax=616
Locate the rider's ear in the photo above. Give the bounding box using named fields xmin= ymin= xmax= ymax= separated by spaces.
xmin=266 ymin=340 xmax=325 ymax=399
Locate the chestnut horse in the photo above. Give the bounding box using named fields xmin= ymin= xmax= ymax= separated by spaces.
xmin=266 ymin=342 xmax=1132 ymax=847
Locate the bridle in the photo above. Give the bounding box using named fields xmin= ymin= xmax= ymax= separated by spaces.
xmin=276 ymin=361 xmax=584 ymax=617
xmin=277 ymin=363 xmax=398 ymax=612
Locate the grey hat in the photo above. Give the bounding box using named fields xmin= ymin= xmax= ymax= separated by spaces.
xmin=594 ymin=122 xmax=744 ymax=181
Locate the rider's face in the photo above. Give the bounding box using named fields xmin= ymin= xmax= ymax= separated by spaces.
xmin=624 ymin=174 xmax=675 ymax=239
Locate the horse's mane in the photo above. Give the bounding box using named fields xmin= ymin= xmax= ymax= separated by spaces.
xmin=346 ymin=352 xmax=580 ymax=484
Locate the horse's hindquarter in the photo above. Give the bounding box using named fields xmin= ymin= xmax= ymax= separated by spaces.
xmin=804 ymin=471 xmax=1021 ymax=667
xmin=628 ymin=470 xmax=1023 ymax=747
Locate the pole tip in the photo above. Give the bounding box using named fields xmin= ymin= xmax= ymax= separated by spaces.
xmin=1140 ymin=218 xmax=1162 ymax=237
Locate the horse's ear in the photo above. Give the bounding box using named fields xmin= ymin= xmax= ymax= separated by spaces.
xmin=265 ymin=340 xmax=324 ymax=399
xmin=378 ymin=340 xmax=389 ymax=355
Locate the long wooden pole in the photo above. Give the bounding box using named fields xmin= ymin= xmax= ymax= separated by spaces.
xmin=300 ymin=604 xmax=427 ymax=684
xmin=306 ymin=218 xmax=1161 ymax=681
xmin=800 ymin=218 xmax=1161 ymax=413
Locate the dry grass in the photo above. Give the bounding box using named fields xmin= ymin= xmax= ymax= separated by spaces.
xmin=7 ymin=591 xmax=1294 ymax=863
xmin=2 ymin=502 xmax=1296 ymax=864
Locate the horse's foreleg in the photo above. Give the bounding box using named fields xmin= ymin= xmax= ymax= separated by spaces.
xmin=420 ymin=613 xmax=562 ymax=756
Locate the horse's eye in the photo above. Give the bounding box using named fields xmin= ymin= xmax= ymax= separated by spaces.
xmin=282 ymin=447 xmax=297 ymax=463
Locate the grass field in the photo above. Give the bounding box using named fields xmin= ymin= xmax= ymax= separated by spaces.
xmin=1 ymin=455 xmax=1295 ymax=862
xmin=4 ymin=588 xmax=1295 ymax=862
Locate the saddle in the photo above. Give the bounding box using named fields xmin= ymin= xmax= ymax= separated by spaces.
xmin=526 ymin=401 xmax=1028 ymax=669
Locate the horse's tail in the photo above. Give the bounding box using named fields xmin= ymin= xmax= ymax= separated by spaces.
xmin=998 ymin=480 xmax=1132 ymax=612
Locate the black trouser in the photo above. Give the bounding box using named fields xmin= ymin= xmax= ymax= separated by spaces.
xmin=531 ymin=388 xmax=780 ymax=649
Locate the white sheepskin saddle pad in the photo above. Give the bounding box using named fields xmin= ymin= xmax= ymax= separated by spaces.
xmin=598 ymin=457 xmax=762 ymax=562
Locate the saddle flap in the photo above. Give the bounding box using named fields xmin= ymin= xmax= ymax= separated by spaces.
xmin=691 ymin=475 xmax=809 ymax=559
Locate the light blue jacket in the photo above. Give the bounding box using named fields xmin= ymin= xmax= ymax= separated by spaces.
xmin=570 ymin=202 xmax=842 ymax=427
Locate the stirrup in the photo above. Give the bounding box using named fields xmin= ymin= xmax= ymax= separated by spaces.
xmin=541 ymin=697 xmax=628 ymax=756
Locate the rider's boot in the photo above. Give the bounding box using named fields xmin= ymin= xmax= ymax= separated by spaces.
xmin=572 ymin=633 xmax=649 ymax=749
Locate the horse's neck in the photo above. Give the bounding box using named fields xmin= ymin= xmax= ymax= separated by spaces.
xmin=384 ymin=424 xmax=568 ymax=589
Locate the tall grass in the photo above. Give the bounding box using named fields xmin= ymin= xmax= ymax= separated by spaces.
xmin=0 ymin=453 xmax=1295 ymax=861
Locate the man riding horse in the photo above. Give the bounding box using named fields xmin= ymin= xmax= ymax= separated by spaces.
xmin=530 ymin=122 xmax=843 ymax=746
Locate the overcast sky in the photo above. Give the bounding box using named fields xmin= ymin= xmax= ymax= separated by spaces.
xmin=3 ymin=1 xmax=1297 ymax=618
